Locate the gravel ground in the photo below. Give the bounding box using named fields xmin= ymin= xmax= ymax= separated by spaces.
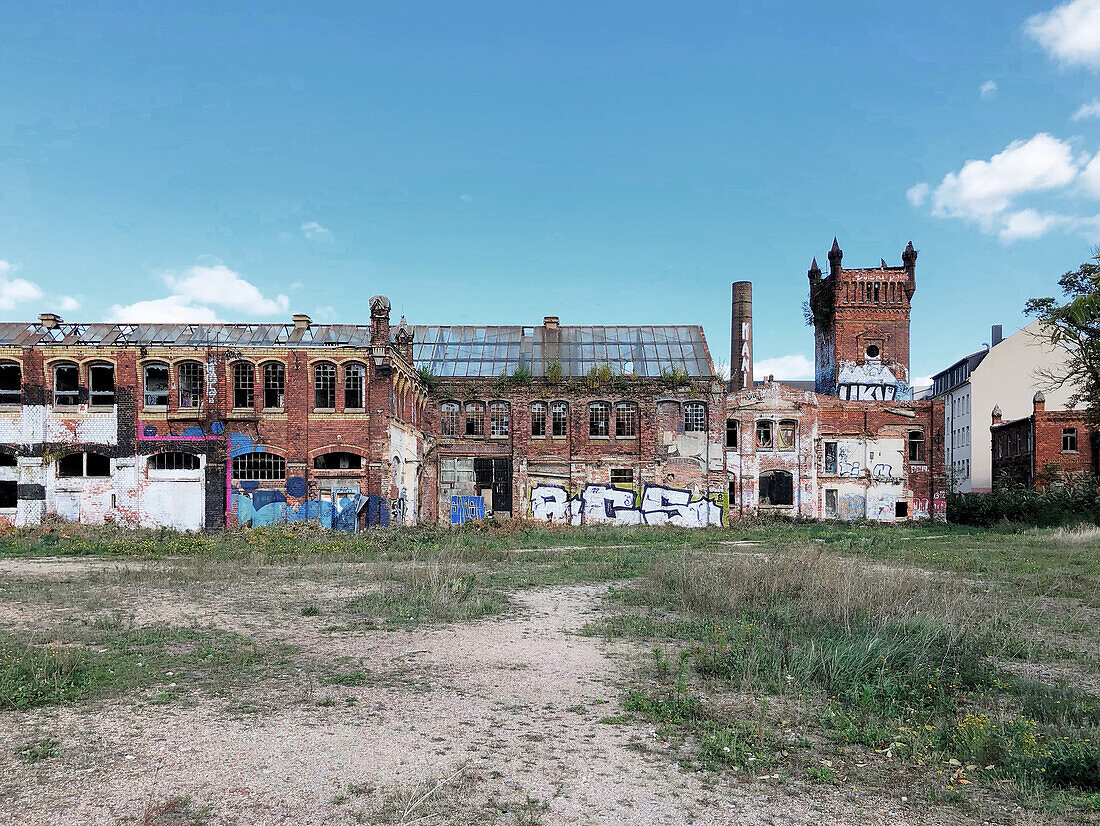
xmin=0 ymin=565 xmax=1037 ymax=825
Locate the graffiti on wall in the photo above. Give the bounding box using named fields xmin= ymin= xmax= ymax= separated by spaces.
xmin=529 ymin=484 xmax=722 ymax=527
xmin=837 ymin=493 xmax=866 ymax=520
xmin=451 ymin=495 xmax=486 ymax=525
xmin=836 ymin=362 xmax=912 ymax=402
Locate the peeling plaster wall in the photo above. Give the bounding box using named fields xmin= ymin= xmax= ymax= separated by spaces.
xmin=0 ymin=406 xmax=118 ymax=445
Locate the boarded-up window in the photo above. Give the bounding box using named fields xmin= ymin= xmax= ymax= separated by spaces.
xmin=610 ymin=468 xmax=634 ymax=486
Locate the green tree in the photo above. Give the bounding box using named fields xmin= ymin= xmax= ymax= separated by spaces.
xmin=1025 ymin=257 xmax=1100 ymax=427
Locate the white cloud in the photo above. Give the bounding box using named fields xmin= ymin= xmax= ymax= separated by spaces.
xmin=163 ymin=263 xmax=289 ymax=315
xmin=754 ymin=354 xmax=814 ymax=380
xmin=1072 ymin=98 xmax=1100 ymax=119
xmin=108 ymin=295 xmax=221 ymax=323
xmin=300 ymin=221 xmax=333 ymax=242
xmin=56 ymin=295 xmax=80 ymax=312
xmin=998 ymin=209 xmax=1066 ymax=242
xmin=906 ymin=183 xmax=930 ymax=207
xmin=1026 ymin=0 xmax=1100 ymax=69
xmin=459 ymin=194 xmax=473 ymax=203
xmin=1077 ymin=151 xmax=1100 ymax=196
xmin=928 ymin=134 xmax=1078 ymax=226
xmin=980 ymin=80 xmax=998 ymax=99
xmin=0 ymin=259 xmax=44 ymax=311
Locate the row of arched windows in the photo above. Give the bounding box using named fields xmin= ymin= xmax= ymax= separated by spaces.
xmin=439 ymin=400 xmax=708 ymax=439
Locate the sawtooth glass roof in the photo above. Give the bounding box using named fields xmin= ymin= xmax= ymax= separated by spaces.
xmin=0 ymin=322 xmax=716 ymax=379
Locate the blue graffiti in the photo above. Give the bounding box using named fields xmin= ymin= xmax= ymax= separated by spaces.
xmin=451 ymin=496 xmax=486 ymax=525
xmin=364 ymin=495 xmax=391 ymax=527
xmin=142 ymin=425 xmax=158 ymax=437
xmin=286 ymin=476 xmax=307 ymax=497
xmin=229 ymin=433 xmax=255 ymax=458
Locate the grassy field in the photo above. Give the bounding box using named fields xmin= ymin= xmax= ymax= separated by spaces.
xmin=1 ymin=519 xmax=1098 ymax=824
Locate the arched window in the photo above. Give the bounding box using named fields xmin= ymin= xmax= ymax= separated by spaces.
xmin=589 ymin=402 xmax=610 ymax=438
xmin=684 ymin=402 xmax=706 ymax=433
xmin=53 ymin=362 xmax=79 ymax=406
xmin=232 ymin=363 xmax=255 ymax=409
xmin=314 ymin=362 xmax=336 ymax=409
xmin=615 ymin=402 xmax=638 ymax=438
xmin=58 ymin=452 xmax=110 ymax=478
xmin=551 ymin=402 xmax=568 ymax=438
xmin=531 ymin=402 xmax=547 ymax=437
xmin=232 ymin=452 xmax=286 ymax=480
xmin=465 ymin=402 xmax=485 ymax=437
xmin=148 ymin=452 xmax=201 ymax=471
xmin=759 ymin=469 xmax=794 ymax=507
xmin=263 ymin=362 xmax=285 ymax=409
xmin=144 ymin=362 xmax=169 ymax=408
xmin=0 ymin=362 xmax=21 ymax=406
xmin=344 ymin=363 xmax=366 ymax=409
xmin=777 ymin=420 xmax=797 ymax=451
xmin=314 ymin=452 xmax=363 ymax=470
xmin=177 ymin=361 xmax=204 ymax=408
xmin=441 ymin=402 xmax=460 ymax=436
xmin=89 ymin=363 xmax=115 ymax=406
xmin=489 ymin=402 xmax=510 ymax=437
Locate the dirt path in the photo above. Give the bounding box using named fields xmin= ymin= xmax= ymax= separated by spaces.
xmin=3 ymin=581 xmax=986 ymax=825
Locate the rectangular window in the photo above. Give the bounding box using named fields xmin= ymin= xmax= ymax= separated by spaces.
xmin=54 ymin=364 xmax=79 ymax=406
xmin=178 ymin=362 xmax=204 ymax=408
xmin=823 ymin=441 xmax=837 ymax=473
xmin=441 ymin=403 xmax=459 ymax=437
xmin=684 ymin=402 xmax=706 ymax=433
xmin=908 ymin=430 xmax=925 ymax=463
xmin=725 ymin=418 xmax=738 ymax=449
xmin=824 ymin=488 xmax=838 ymax=518
xmin=144 ymin=364 xmax=169 ymax=407
xmin=489 ymin=402 xmax=510 ymax=437
xmin=89 ymin=365 xmax=115 ymax=407
xmin=728 ymin=480 xmax=737 ymax=506
xmin=610 ymin=468 xmax=633 ymax=487
xmin=0 ymin=363 xmax=21 ymax=406
xmin=615 ymin=403 xmax=637 ymax=438
xmin=0 ymin=480 xmax=15 ymax=508
xmin=233 ymin=363 xmax=254 ymax=409
xmin=531 ymin=403 xmax=546 ymax=437
xmin=263 ymin=363 xmax=285 ymax=409
xmin=895 ymin=501 xmax=909 ymax=518
xmin=465 ymin=402 xmax=485 ymax=437
xmin=344 ymin=364 xmax=365 ymax=409
xmin=552 ymin=403 xmax=568 ymax=438
xmin=589 ymin=403 xmax=610 ymax=437
xmin=1063 ymin=428 xmax=1078 ymax=452
xmin=314 ymin=363 xmax=336 ymax=409
xmin=777 ymin=421 xmax=795 ymax=451
xmin=756 ymin=420 xmax=773 ymax=450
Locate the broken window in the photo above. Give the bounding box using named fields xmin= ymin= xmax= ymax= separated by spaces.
xmin=895 ymin=501 xmax=909 ymax=518
xmin=58 ymin=452 xmax=110 ymax=478
xmin=589 ymin=402 xmax=610 ymax=438
xmin=0 ymin=453 xmax=15 ymax=467
xmin=725 ymin=418 xmax=738 ymax=449
xmin=344 ymin=363 xmax=365 ymax=409
xmin=823 ymin=441 xmax=838 ymax=473
xmin=551 ymin=402 xmax=568 ymax=437
xmin=824 ymin=488 xmax=838 ymax=518
xmin=465 ymin=402 xmax=485 ymax=437
xmin=177 ymin=361 xmax=204 ymax=408
xmin=759 ymin=469 xmax=793 ymax=507
xmin=314 ymin=452 xmax=363 ymax=470
xmin=149 ymin=452 xmax=200 ymax=471
xmin=615 ymin=402 xmax=638 ymax=438
xmin=489 ymin=402 xmax=510 ymax=437
xmin=908 ymin=430 xmax=925 ymax=463
xmin=314 ymin=362 xmax=336 ymax=409
xmin=0 ymin=363 xmax=21 ymax=406
xmin=1063 ymin=428 xmax=1078 ymax=452
xmin=777 ymin=420 xmax=796 ymax=451
xmin=756 ymin=420 xmax=773 ymax=450
xmin=89 ymin=364 xmax=115 ymax=407
xmin=530 ymin=402 xmax=547 ymax=437
xmin=263 ymin=362 xmax=285 ymax=409
xmin=610 ymin=468 xmax=634 ymax=487
xmin=233 ymin=363 xmax=254 ymax=409
xmin=0 ymin=480 xmax=15 ymax=508
xmin=684 ymin=402 xmax=706 ymax=433
xmin=728 ymin=480 xmax=737 ymax=505
xmin=441 ymin=402 xmax=460 ymax=436
xmin=232 ymin=452 xmax=286 ymax=481
xmin=53 ymin=363 xmax=79 ymax=406
xmin=144 ymin=363 xmax=169 ymax=407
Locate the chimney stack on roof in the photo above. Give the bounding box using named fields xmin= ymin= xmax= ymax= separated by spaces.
xmin=293 ymin=313 xmax=312 ymax=331
xmin=38 ymin=313 xmax=62 ymax=329
xmin=991 ymin=324 xmax=1003 ymax=347
xmin=543 ymin=316 xmax=559 ymax=329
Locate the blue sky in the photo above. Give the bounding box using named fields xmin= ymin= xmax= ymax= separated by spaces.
xmin=3 ymin=1 xmax=1100 ymax=382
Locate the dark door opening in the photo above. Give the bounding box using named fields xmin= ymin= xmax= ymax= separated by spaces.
xmin=474 ymin=457 xmax=512 ymax=514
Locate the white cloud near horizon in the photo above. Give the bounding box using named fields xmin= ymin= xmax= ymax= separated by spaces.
xmin=109 ymin=261 xmax=289 ymax=323
xmin=57 ymin=295 xmax=80 ymax=312
xmin=1026 ymin=0 xmax=1100 ymax=69
xmin=300 ymin=221 xmax=333 ymax=242
xmin=0 ymin=259 xmax=44 ymax=311
xmin=754 ymin=354 xmax=814 ymax=380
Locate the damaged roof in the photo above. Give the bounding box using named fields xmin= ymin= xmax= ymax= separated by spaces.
xmin=0 ymin=321 xmax=717 ymax=379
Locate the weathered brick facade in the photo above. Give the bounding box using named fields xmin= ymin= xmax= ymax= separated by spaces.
xmin=991 ymin=394 xmax=1097 ymax=488
xmin=0 ymin=241 xmax=947 ymax=530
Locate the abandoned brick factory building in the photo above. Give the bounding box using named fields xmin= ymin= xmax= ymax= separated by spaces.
xmin=0 ymin=240 xmax=945 ymax=530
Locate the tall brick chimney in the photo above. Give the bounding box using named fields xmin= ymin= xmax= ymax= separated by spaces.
xmin=369 ymin=295 xmax=391 ymax=345
xmin=730 ymin=282 xmax=753 ymax=391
